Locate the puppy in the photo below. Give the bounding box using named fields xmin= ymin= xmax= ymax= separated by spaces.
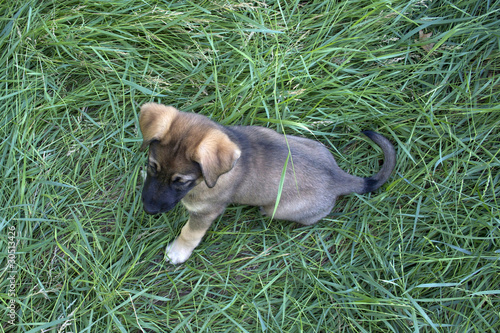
xmin=139 ymin=102 xmax=396 ymax=264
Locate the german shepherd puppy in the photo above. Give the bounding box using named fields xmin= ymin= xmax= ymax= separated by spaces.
xmin=139 ymin=103 xmax=396 ymax=264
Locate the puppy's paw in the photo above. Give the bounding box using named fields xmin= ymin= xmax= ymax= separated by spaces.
xmin=165 ymin=238 xmax=194 ymax=264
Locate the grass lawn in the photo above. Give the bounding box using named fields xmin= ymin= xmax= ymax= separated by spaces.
xmin=1 ymin=0 xmax=499 ymax=331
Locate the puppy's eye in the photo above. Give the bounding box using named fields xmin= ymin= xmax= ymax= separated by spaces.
xmin=173 ymin=177 xmax=188 ymax=184
xmin=172 ymin=175 xmax=195 ymax=185
xmin=147 ymin=161 xmax=159 ymax=174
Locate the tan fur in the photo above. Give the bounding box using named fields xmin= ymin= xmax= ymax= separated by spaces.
xmin=193 ymin=129 xmax=241 ymax=188
xmin=139 ymin=103 xmax=396 ymax=264
xmin=139 ymin=103 xmax=178 ymax=151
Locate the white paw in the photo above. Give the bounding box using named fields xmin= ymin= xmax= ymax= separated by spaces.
xmin=165 ymin=238 xmax=195 ymax=264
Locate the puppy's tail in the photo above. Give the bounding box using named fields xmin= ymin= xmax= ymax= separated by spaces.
xmin=357 ymin=130 xmax=396 ymax=194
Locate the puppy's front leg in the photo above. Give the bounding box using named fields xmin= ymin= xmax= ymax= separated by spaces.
xmin=166 ymin=208 xmax=223 ymax=264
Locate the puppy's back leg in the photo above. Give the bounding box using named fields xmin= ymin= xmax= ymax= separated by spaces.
xmin=262 ymin=197 xmax=336 ymax=226
xmin=166 ymin=206 xmax=225 ymax=264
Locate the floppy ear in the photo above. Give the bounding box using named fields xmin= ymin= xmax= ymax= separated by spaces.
xmin=139 ymin=103 xmax=178 ymax=151
xmin=194 ymin=130 xmax=241 ymax=188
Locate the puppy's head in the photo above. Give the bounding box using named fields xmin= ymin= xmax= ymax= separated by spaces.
xmin=139 ymin=103 xmax=241 ymax=215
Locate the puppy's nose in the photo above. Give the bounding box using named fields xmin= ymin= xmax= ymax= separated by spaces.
xmin=142 ymin=202 xmax=161 ymax=215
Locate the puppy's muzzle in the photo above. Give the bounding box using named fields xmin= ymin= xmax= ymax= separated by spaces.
xmin=141 ymin=176 xmax=181 ymax=215
xmin=142 ymin=190 xmax=179 ymax=215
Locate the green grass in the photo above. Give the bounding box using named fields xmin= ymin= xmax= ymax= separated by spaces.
xmin=1 ymin=0 xmax=499 ymax=331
